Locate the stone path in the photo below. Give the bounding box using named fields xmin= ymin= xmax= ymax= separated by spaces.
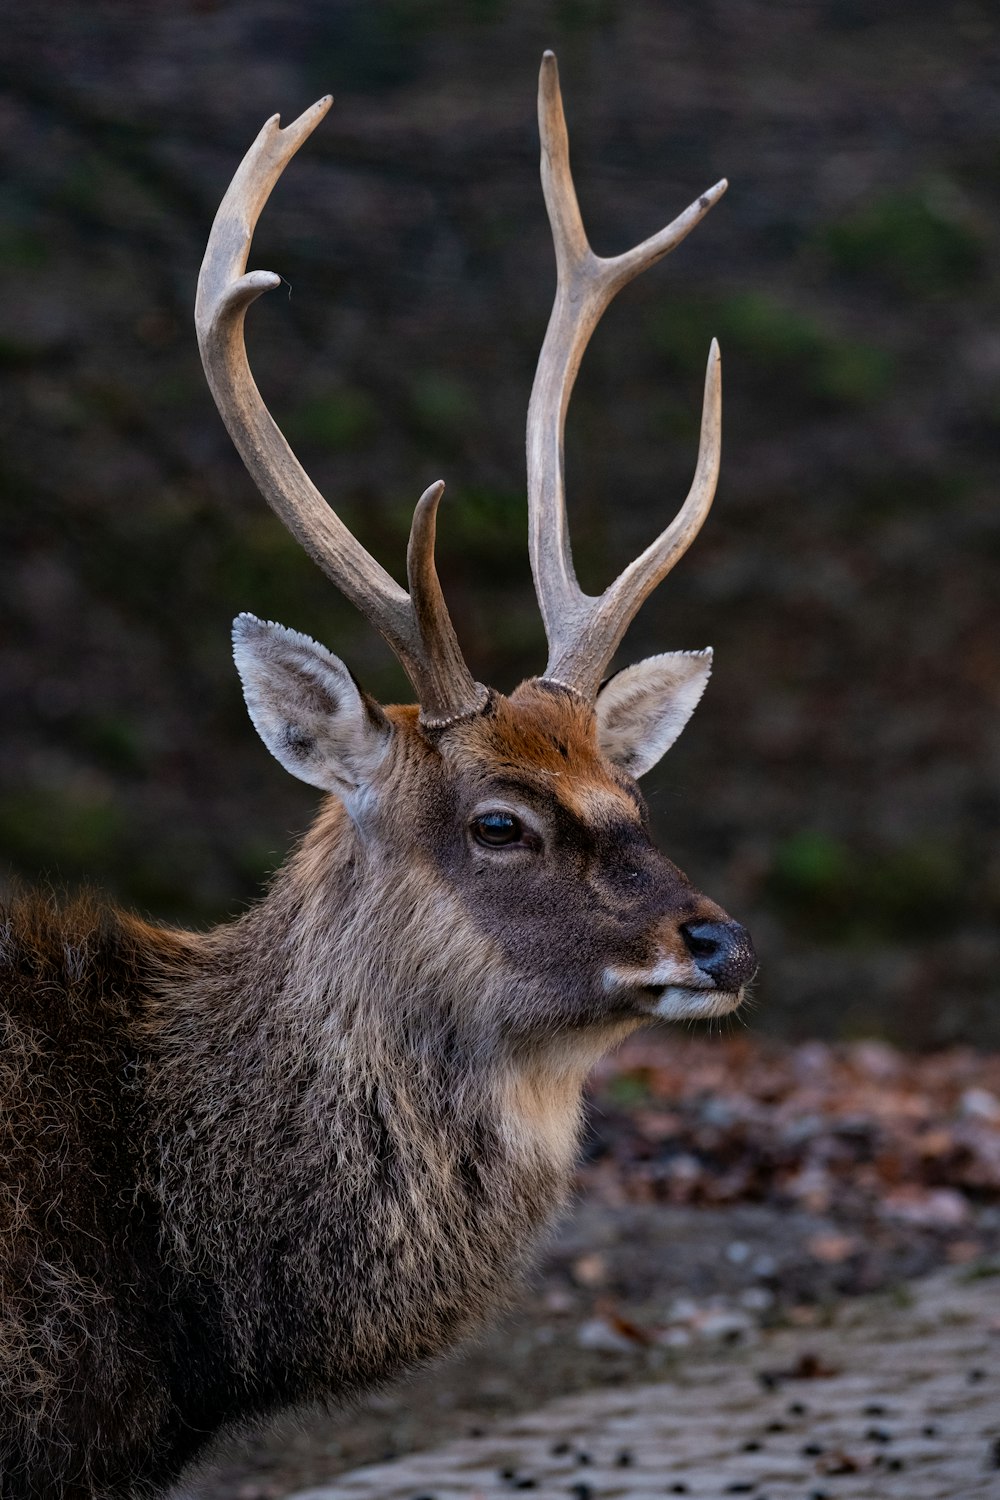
xmin=285 ymin=1269 xmax=999 ymax=1500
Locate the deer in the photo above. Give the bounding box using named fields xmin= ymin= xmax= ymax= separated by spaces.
xmin=0 ymin=52 xmax=755 ymax=1500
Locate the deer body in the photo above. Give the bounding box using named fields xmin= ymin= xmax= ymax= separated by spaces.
xmin=0 ymin=890 xmax=563 ymax=1495
xmin=1 ymin=55 xmax=755 ymax=1499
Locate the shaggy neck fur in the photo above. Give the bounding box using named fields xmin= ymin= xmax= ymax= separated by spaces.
xmin=141 ymin=804 xmax=588 ymax=1440
xmin=1 ymin=807 xmax=601 ymax=1498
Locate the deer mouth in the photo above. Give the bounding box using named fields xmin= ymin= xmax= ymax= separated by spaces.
xmin=605 ymin=964 xmax=745 ymax=1020
xmin=641 ymin=982 xmax=744 ymax=1020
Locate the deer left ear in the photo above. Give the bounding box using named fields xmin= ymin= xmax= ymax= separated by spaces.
xmin=232 ymin=613 xmax=391 ymax=796
xmin=595 ymin=650 xmax=712 ymax=778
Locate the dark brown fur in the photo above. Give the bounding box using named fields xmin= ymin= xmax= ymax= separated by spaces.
xmin=0 ymin=688 xmax=732 ymax=1498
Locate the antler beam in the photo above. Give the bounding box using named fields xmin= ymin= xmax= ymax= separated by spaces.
xmin=195 ymin=100 xmax=486 ymax=726
xmin=528 ymin=52 xmax=725 ymax=700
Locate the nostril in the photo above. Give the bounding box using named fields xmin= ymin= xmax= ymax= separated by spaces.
xmin=681 ymin=919 xmax=756 ymax=990
xmin=680 ymin=923 xmax=722 ymax=962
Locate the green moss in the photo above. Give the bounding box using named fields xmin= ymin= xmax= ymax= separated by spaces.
xmin=823 ymin=189 xmax=984 ymax=296
xmin=281 ymin=387 xmax=378 ymax=452
xmin=53 ymin=157 xmax=104 ymax=217
xmin=809 ymin=339 xmax=894 ymax=405
xmin=0 ymin=784 xmax=126 ymax=873
xmin=649 ymin=291 xmax=894 ymax=409
xmin=866 ymin=842 xmax=964 ymax=936
xmin=213 ymin=516 xmax=360 ymax=638
xmin=76 ymin=714 xmax=147 ymax=776
xmin=847 ymin=468 xmax=971 ymax=519
xmin=407 ymin=372 xmax=475 ymax=448
xmin=234 ymin=837 xmax=283 ymax=891
xmin=961 ymin=1259 xmax=1000 ymax=1282
xmin=717 ymin=292 xmax=825 ymax=366
xmin=772 ymin=829 xmax=850 ymax=895
xmin=0 ymin=228 xmax=49 ymax=269
xmin=647 ymin=293 xmax=720 ymax=378
xmin=766 ymin=830 xmax=965 ymax=943
xmin=603 ymin=1071 xmax=653 ymax=1109
xmin=0 ymin=336 xmax=44 ymax=368
xmin=438 ymin=484 xmax=524 ymax=556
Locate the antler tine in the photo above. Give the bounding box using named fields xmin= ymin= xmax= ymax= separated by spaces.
xmin=406 ymin=482 xmax=488 ymax=726
xmin=195 ymin=100 xmax=485 ymax=725
xmin=528 ymin=51 xmax=727 ymax=701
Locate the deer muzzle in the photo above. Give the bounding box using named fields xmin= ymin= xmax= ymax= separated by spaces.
xmin=603 ymin=916 xmax=756 ymax=1020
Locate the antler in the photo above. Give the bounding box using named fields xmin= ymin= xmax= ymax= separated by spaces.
xmin=195 ymin=99 xmax=486 ymax=727
xmin=528 ymin=52 xmax=725 ymax=700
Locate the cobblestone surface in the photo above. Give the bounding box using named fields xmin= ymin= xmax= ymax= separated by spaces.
xmin=285 ymin=1269 xmax=1000 ymax=1500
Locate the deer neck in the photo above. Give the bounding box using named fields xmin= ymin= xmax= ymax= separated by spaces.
xmin=146 ymin=802 xmax=588 ymax=1295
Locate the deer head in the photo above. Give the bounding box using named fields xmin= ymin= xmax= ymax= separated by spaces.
xmin=194 ymin=54 xmax=755 ymax=1048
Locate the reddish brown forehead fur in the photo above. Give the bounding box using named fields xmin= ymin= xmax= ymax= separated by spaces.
xmin=390 ymin=680 xmax=640 ymax=820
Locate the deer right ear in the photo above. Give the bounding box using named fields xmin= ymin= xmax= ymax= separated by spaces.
xmin=232 ymin=614 xmax=391 ymax=795
xmin=595 ymin=650 xmax=712 ymax=778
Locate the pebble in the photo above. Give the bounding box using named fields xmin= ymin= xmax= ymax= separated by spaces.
xmin=960 ymin=1086 xmax=1000 ymax=1121
xmin=570 ymin=1252 xmax=609 ymax=1289
xmin=576 ymin=1318 xmax=635 ymax=1354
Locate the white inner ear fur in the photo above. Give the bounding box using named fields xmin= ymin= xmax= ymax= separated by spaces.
xmin=595 ymin=650 xmax=713 ymax=778
xmin=232 ymin=613 xmax=391 ymax=796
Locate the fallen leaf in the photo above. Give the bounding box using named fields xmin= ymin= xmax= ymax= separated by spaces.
xmin=807 ymin=1233 xmax=859 ymax=1264
xmin=756 ymin=1350 xmax=840 ymax=1384
xmin=817 ymin=1450 xmax=865 ymax=1475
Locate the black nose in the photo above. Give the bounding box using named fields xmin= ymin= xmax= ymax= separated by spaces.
xmin=680 ymin=920 xmax=756 ymax=991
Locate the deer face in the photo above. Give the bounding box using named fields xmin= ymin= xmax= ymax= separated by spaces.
xmin=234 ymin=618 xmax=755 ymax=1040
xmin=428 ymin=678 xmax=754 ymax=1034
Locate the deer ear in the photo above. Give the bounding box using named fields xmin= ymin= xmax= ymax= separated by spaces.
xmin=595 ymin=650 xmax=712 ymax=778
xmin=232 ymin=614 xmax=391 ymax=795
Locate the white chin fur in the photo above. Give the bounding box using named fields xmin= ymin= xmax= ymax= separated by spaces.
xmin=651 ymin=986 xmax=743 ymax=1020
xmin=603 ymin=962 xmax=743 ymax=1021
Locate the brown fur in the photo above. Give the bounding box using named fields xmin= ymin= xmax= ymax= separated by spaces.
xmin=0 ymin=685 xmax=737 ymax=1497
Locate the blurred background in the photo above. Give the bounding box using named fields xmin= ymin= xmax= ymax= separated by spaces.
xmin=1 ymin=0 xmax=998 ymax=1045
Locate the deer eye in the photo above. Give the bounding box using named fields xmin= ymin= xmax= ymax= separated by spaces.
xmin=471 ymin=812 xmax=523 ymax=848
